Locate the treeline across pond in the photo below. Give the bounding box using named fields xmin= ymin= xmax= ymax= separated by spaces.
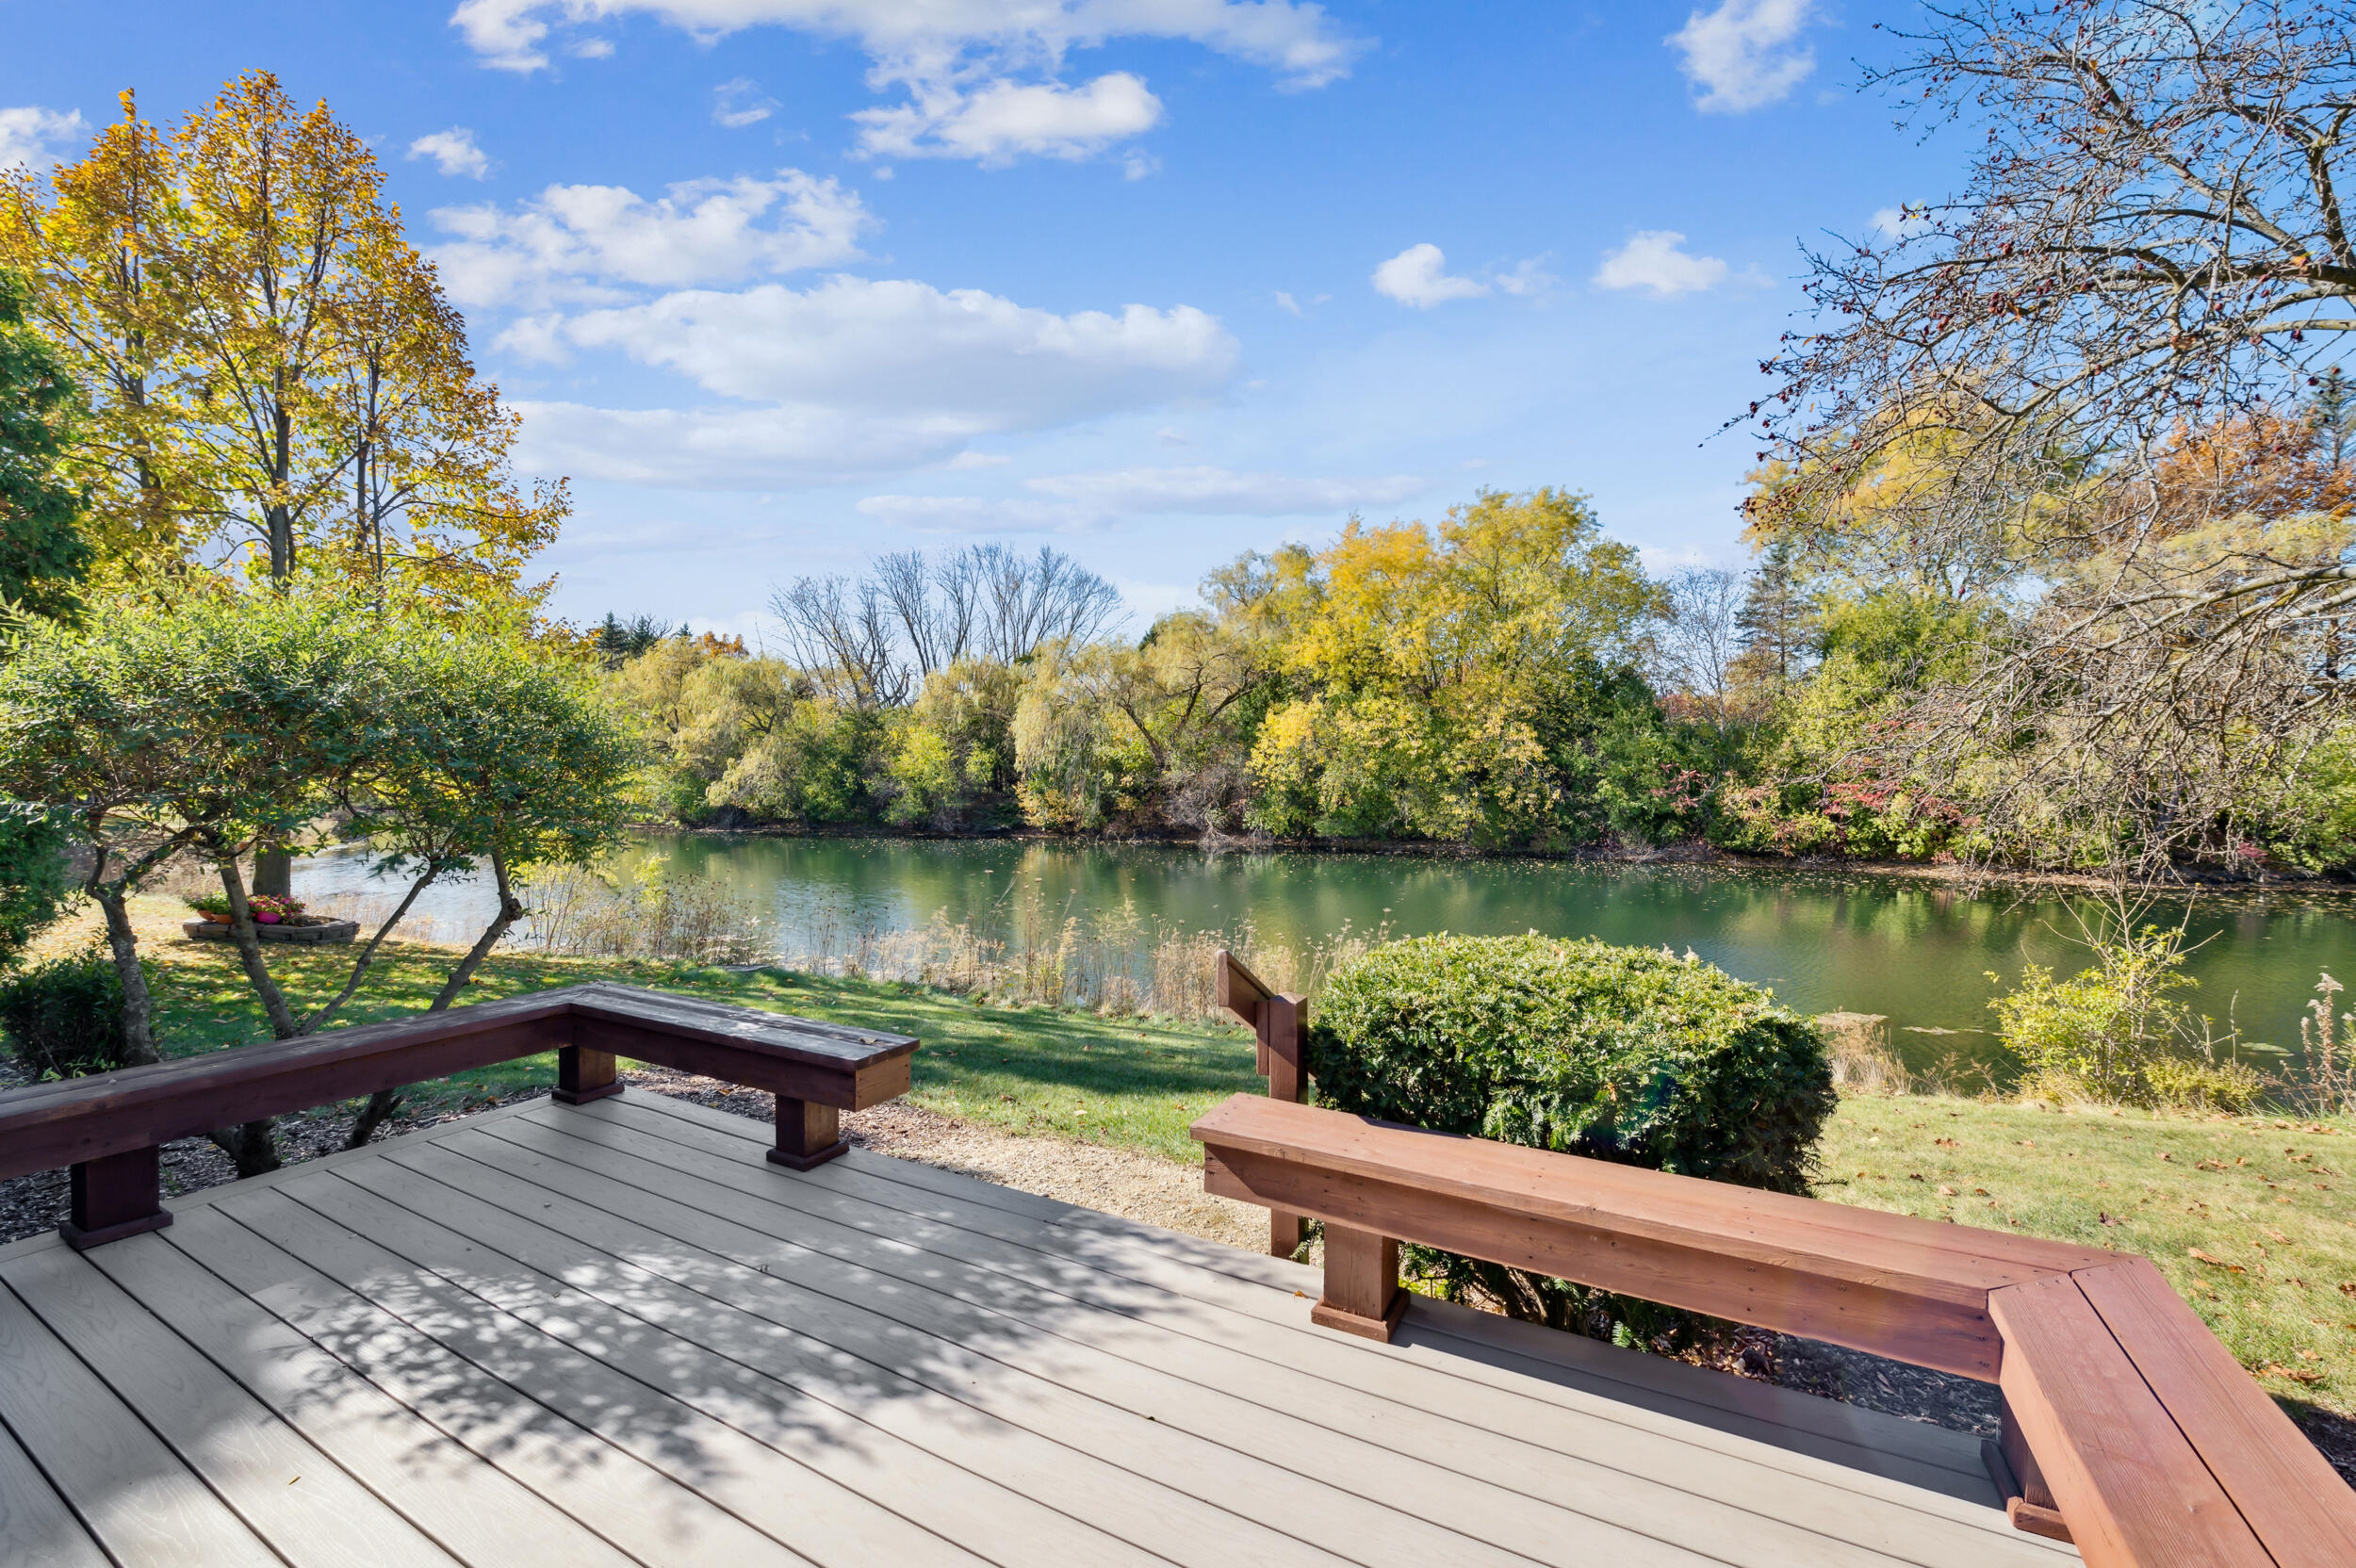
xmin=604 ymin=462 xmax=2356 ymax=875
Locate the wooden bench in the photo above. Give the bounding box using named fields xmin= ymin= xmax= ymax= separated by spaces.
xmin=1193 ymin=1094 xmax=2356 ymax=1568
xmin=0 ymin=982 xmax=919 ymax=1249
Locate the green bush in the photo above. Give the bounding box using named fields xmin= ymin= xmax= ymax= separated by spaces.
xmin=0 ymin=802 xmax=73 ymax=968
xmin=0 ymin=947 xmax=131 ymax=1080
xmin=1307 ymin=934 xmax=1836 ymax=1344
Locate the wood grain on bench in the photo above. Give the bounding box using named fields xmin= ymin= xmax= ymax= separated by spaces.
xmin=1192 ymin=1093 xmax=2356 ymax=1567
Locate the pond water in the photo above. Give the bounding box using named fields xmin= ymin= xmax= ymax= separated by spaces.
xmin=292 ymin=833 xmax=2356 ymax=1082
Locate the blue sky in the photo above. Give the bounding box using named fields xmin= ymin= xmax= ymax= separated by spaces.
xmin=1 ymin=1 xmax=1958 ymax=639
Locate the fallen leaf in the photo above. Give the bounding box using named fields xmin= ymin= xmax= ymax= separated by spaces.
xmin=2196 ymin=1160 xmax=2226 ymax=1171
xmin=2159 ymin=1152 xmax=2174 ymax=1162
xmin=2341 ymin=1283 xmax=2356 ymax=1297
xmin=2261 ymin=1364 xmax=2325 ymax=1385
xmin=1972 ymin=1187 xmax=1989 ymax=1197
xmin=2189 ymin=1249 xmax=2246 ymax=1273
xmin=1938 ymin=1184 xmax=1957 ymax=1197
xmin=2266 ymin=1228 xmax=2290 ymax=1244
xmin=2099 ymin=1212 xmax=2122 ymax=1226
xmin=1907 ymin=1172 xmax=1924 ymax=1182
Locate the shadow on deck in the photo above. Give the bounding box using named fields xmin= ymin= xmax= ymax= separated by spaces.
xmin=0 ymin=1092 xmax=2067 ymax=1568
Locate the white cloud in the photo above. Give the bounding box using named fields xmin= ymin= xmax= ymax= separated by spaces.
xmin=858 ymin=466 xmax=1427 ymax=532
xmin=559 ymin=275 xmax=1235 ymax=416
xmin=1371 ymin=243 xmax=1487 ymax=309
xmin=0 ymin=106 xmax=84 ymax=172
xmin=569 ymin=37 xmax=615 ymax=57
xmin=511 ymin=278 xmax=1238 ymax=487
xmin=1593 ymin=231 xmax=1728 ymax=297
xmin=852 ymin=72 xmax=1161 ymax=163
xmin=1273 ymin=290 xmax=1301 ymax=317
xmin=1668 ymin=0 xmax=1816 ymax=113
xmin=713 ymin=77 xmax=778 ymax=128
xmin=430 ymin=171 xmax=872 ymax=307
xmin=407 ymin=126 xmax=493 ymax=180
xmin=450 ymin=0 xmax=1363 ymax=164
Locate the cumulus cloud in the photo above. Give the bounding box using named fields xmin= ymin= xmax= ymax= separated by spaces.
xmin=559 ymin=276 xmax=1235 ymax=416
xmin=858 ymin=466 xmax=1428 ymax=532
xmin=852 ymin=72 xmax=1162 ymax=163
xmin=1371 ymin=243 xmax=1488 ymax=309
xmin=712 ymin=77 xmax=778 ymax=128
xmin=510 ymin=279 xmax=1239 ymax=487
xmin=407 ymin=126 xmax=493 ymax=179
xmin=0 ymin=106 xmax=84 ymax=172
xmin=430 ymin=171 xmax=872 ymax=307
xmin=1593 ymin=231 xmax=1728 ymax=297
xmin=450 ymin=0 xmax=1364 ymax=165
xmin=1667 ymin=0 xmax=1815 ymax=113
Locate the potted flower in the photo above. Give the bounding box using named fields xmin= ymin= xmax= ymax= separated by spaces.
xmin=247 ymin=893 xmax=305 ymax=925
xmin=186 ymin=892 xmax=233 ymax=924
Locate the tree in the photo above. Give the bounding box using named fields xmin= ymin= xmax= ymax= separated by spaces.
xmin=1652 ymin=566 xmax=1748 ymax=731
xmin=1753 ymin=1 xmax=2356 ymax=872
xmin=593 ymin=612 xmax=677 ymax=669
xmin=1734 ymin=538 xmax=1817 ymax=687
xmin=0 ymin=270 xmax=90 ymax=621
xmin=0 ymin=591 xmax=636 ymax=1168
xmin=2 ymin=75 xmax=564 ymax=600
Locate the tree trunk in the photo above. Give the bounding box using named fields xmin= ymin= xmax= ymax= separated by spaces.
xmin=344 ymin=849 xmax=524 ymax=1151
xmin=251 ymin=845 xmax=293 ymax=900
xmin=89 ymin=885 xmax=160 ymax=1068
xmin=207 ymin=858 xmax=293 ymax=1175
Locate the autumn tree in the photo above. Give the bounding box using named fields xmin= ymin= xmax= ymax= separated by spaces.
xmin=1753 ymin=1 xmax=2356 ymax=872
xmin=1 ymin=74 xmax=564 ymax=603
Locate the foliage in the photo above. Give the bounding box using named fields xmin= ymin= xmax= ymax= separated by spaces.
xmin=0 ymin=946 xmax=131 ymax=1079
xmin=0 ymin=803 xmax=72 ymax=971
xmin=1305 ymin=934 xmax=1835 ymax=1343
xmin=0 ymin=74 xmax=563 ymax=610
xmin=0 ymin=270 xmax=90 ymax=622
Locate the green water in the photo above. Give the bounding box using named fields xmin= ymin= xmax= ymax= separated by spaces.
xmin=299 ymin=833 xmax=2356 ymax=1081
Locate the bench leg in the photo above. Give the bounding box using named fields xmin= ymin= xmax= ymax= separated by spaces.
xmin=1311 ymin=1223 xmax=1404 ymax=1342
xmin=1997 ymin=1393 xmax=2072 ymax=1543
xmin=60 ymin=1146 xmax=172 ymax=1250
xmin=1271 ymin=1207 xmax=1306 ymax=1258
xmin=768 ymin=1096 xmax=848 ymax=1171
xmin=553 ymin=1045 xmax=622 ymax=1104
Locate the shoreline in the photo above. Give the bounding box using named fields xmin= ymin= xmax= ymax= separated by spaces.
xmin=655 ymin=821 xmax=2356 ymax=900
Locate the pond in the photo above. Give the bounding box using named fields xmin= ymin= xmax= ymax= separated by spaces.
xmin=292 ymin=833 xmax=2356 ymax=1084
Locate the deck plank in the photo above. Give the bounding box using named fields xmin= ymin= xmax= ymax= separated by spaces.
xmin=81 ymin=1231 xmax=643 ymax=1568
xmin=0 ymin=1244 xmax=458 ymax=1568
xmin=160 ymin=1202 xmax=816 ymax=1568
xmin=0 ymin=1395 xmax=110 ymax=1568
xmin=208 ymin=1184 xmax=977 ymax=1568
xmin=540 ymin=1099 xmax=2059 ymax=1565
xmin=431 ymin=1121 xmax=1555 ymax=1568
xmin=344 ymin=1144 xmax=1337 ymax=1568
xmin=488 ymin=1104 xmax=2044 ymax=1568
xmin=273 ymin=1163 xmax=1166 ymax=1568
xmin=0 ymin=1275 xmax=278 ymax=1565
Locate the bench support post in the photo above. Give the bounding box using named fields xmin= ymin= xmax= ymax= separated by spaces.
xmin=1997 ymin=1392 xmax=2072 ymax=1543
xmin=1312 ymin=1223 xmax=1404 ymax=1342
xmin=768 ymin=1096 xmax=847 ymax=1171
xmin=1262 ymin=993 xmax=1308 ymax=1258
xmin=60 ymin=1145 xmax=172 ymax=1250
xmin=553 ymin=1045 xmax=622 ymax=1105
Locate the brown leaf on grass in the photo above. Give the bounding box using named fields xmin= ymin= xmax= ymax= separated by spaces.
xmin=2099 ymin=1212 xmax=2122 ymax=1226
xmin=2196 ymin=1160 xmax=2226 ymax=1170
xmin=2158 ymin=1152 xmax=2174 ymax=1161
xmin=2189 ymin=1249 xmax=2246 ymax=1272
xmin=1934 ymin=1137 xmax=1958 ymax=1149
xmin=2341 ymin=1282 xmax=2356 ymax=1297
xmin=1938 ymin=1184 xmax=1957 ymax=1197
xmin=1908 ymin=1172 xmax=1924 ymax=1182
xmin=2261 ymin=1364 xmax=2325 ymax=1385
xmin=2265 ymin=1227 xmax=2290 ymax=1244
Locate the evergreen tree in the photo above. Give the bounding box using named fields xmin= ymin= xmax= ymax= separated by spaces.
xmin=2314 ymin=367 xmax=2353 ymax=471
xmin=1735 ymin=538 xmax=1817 ymax=685
xmin=0 ymin=270 xmax=89 ymax=622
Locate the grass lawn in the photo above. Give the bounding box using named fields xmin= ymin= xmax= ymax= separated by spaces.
xmin=57 ymin=894 xmax=2356 ymax=1427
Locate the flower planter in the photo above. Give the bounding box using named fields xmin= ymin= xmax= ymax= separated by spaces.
xmin=182 ymin=919 xmax=360 ymax=946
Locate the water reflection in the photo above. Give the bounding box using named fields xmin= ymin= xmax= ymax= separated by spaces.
xmin=294 ymin=835 xmax=2356 ymax=1080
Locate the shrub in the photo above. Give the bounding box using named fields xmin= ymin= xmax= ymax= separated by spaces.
xmin=0 ymin=948 xmax=132 ymax=1080
xmin=1306 ymin=935 xmax=1836 ymax=1344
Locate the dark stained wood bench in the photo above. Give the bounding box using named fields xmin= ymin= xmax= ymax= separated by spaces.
xmin=1192 ymin=1094 xmax=2356 ymax=1568
xmin=0 ymin=982 xmax=918 ymax=1249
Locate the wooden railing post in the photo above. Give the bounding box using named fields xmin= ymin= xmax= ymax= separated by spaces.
xmin=61 ymin=1145 xmax=172 ymax=1250
xmin=552 ymin=1044 xmax=621 ymax=1104
xmin=1215 ymin=950 xmax=1310 ymax=1257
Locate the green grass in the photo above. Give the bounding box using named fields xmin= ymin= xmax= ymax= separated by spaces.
xmin=100 ymin=894 xmax=2356 ymax=1421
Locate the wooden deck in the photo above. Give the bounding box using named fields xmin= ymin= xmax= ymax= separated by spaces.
xmin=0 ymin=1092 xmax=2075 ymax=1568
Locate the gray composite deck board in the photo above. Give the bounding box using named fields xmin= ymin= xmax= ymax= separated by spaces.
xmin=0 ymin=1093 xmax=2080 ymax=1568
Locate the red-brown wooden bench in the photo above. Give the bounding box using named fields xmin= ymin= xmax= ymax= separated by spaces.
xmin=1202 ymin=949 xmax=2356 ymax=1568
xmin=0 ymin=982 xmax=919 ymax=1248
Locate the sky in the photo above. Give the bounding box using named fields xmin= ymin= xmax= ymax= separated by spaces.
xmin=0 ymin=0 xmax=1963 ymax=642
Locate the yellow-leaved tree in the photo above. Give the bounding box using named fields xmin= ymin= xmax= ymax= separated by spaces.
xmin=0 ymin=73 xmax=564 ymax=612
